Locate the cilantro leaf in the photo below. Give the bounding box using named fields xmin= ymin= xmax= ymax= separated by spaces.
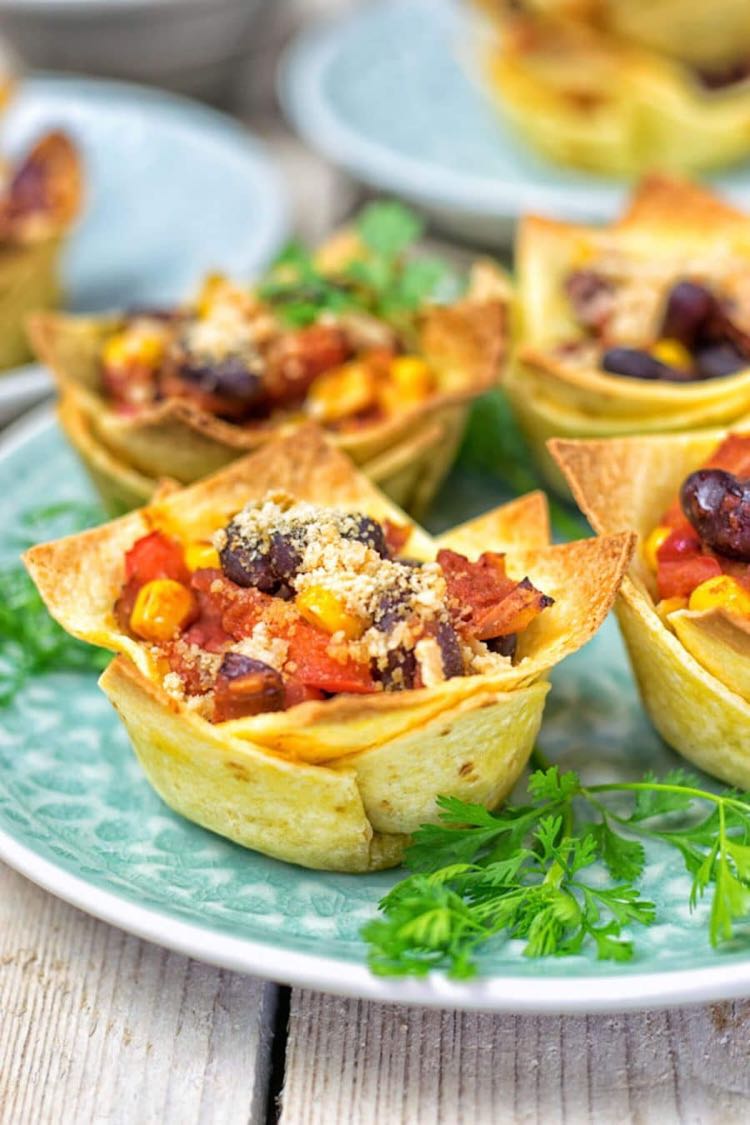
xmin=356 ymin=201 xmax=424 ymax=257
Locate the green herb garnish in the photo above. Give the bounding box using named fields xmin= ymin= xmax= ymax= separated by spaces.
xmin=363 ymin=765 xmax=750 ymax=979
xmin=258 ymin=201 xmax=456 ymax=330
xmin=1 ymin=500 xmax=109 ymax=704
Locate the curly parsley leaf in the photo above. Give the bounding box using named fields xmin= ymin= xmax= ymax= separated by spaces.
xmin=363 ymin=767 xmax=750 ymax=979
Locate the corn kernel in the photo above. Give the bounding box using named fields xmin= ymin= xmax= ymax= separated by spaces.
xmin=643 ymin=525 xmax=671 ymax=572
xmin=130 ymin=579 xmax=196 ymax=642
xmin=307 ymin=363 xmax=376 ymax=423
xmin=571 ymin=236 xmax=596 ymax=266
xmin=102 ymin=327 xmax=165 ymax=370
xmin=389 ymin=356 xmax=435 ymax=399
xmin=688 ymin=575 xmax=750 ymax=618
xmin=185 ymin=541 xmax=220 ymax=571
xmin=650 ymin=338 xmax=692 ymax=372
xmin=296 ymin=586 xmax=363 ymax=639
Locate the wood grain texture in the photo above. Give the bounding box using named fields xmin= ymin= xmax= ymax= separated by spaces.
xmin=0 ymin=863 xmax=277 ymax=1125
xmin=280 ymin=990 xmax=750 ymax=1125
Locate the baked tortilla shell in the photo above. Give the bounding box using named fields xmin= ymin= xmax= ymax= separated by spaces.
xmin=550 ymin=428 xmax=750 ymax=787
xmin=101 ymin=655 xmax=547 ymax=871
xmin=483 ymin=16 xmax=750 ymax=174
xmin=504 ymin=359 xmax=750 ymax=495
xmin=57 ymin=383 xmax=467 ymax=519
xmin=25 ymin=425 xmax=632 ymax=870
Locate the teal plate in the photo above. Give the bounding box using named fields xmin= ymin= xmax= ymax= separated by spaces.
xmin=280 ymin=0 xmax=750 ymax=246
xmin=3 ymin=408 xmax=750 ymax=1013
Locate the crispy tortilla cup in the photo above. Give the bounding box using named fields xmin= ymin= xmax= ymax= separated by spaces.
xmin=24 ymin=425 xmax=634 ymax=872
xmin=476 ymin=8 xmax=750 ymax=175
xmin=0 ymin=131 xmax=82 ymax=370
xmin=29 ymin=258 xmax=509 ymax=517
xmin=550 ymin=428 xmax=750 ymax=789
xmin=478 ymin=0 xmax=750 ymax=70
xmin=508 ymin=177 xmax=750 ymax=493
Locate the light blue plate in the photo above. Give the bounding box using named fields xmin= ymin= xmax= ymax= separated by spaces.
xmin=280 ymin=0 xmax=750 ymax=246
xmin=3 ymin=407 xmax=750 ymax=1013
xmin=0 ymin=74 xmax=289 ymax=419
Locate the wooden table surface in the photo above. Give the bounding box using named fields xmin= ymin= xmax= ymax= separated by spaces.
xmin=3 ymin=3 xmax=750 ymax=1122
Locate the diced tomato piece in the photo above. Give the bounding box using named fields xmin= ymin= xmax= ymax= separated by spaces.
xmin=437 ymin=548 xmax=550 ymax=639
xmin=707 ymin=434 xmax=750 ymax=478
xmin=181 ymin=571 xmax=231 ymax=651
xmin=265 ymin=324 xmax=352 ymax=404
xmin=438 ymin=549 xmax=516 ymax=617
xmin=473 ymin=578 xmax=554 ymax=640
xmin=286 ymin=622 xmax=375 ymax=694
xmin=656 ymin=527 xmax=703 ymax=562
xmin=283 ymin=678 xmax=326 ymax=708
xmin=125 ymin=530 xmax=189 ymax=587
xmin=191 ymin=570 xmax=279 ymax=640
xmin=383 ymin=518 xmax=411 ymax=557
xmin=657 ymin=556 xmax=722 ymax=599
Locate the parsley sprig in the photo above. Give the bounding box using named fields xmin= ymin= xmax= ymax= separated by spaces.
xmin=364 ymin=765 xmax=750 ymax=979
xmin=1 ymin=500 xmax=109 ymax=704
xmin=258 ymin=201 xmax=455 ymax=330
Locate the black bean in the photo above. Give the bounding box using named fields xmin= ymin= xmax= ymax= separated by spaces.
xmin=680 ymin=468 xmax=750 ymax=561
xmin=179 ymin=355 xmax=266 ymax=406
xmin=220 ymin=533 xmax=276 ymax=591
xmin=214 ymin=653 xmax=285 ymax=719
xmin=486 ymin=634 xmax=517 ymax=660
xmin=601 ymin=347 xmax=688 ymax=382
xmin=660 ymin=281 xmax=715 ymax=348
xmin=268 ymin=531 xmax=302 ymax=582
xmin=372 ymin=647 xmax=417 ymax=692
xmin=694 ymin=342 xmax=747 ymax=380
xmin=435 ymin=621 xmax=464 ymax=679
xmin=373 ymin=590 xmax=412 ymax=633
xmin=220 ymin=521 xmax=304 ymax=592
xmin=342 ymin=515 xmax=390 ymax=558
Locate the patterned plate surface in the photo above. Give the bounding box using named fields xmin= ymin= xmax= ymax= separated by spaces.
xmin=3 ymin=408 xmax=750 ymax=1013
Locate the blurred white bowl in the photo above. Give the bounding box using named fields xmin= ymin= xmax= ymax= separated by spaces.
xmin=0 ymin=0 xmax=270 ymax=99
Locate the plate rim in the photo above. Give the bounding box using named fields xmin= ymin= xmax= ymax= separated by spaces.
xmin=278 ymin=0 xmax=627 ymax=223
xmin=4 ymin=406 xmax=750 ymax=1013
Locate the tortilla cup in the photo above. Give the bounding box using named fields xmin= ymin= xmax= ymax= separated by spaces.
xmin=0 ymin=131 xmax=82 ymax=370
xmin=550 ymin=428 xmax=750 ymax=788
xmin=479 ymin=0 xmax=750 ymax=70
xmin=509 ymin=177 xmax=750 ymax=491
xmin=24 ymin=424 xmax=634 ymax=872
xmin=29 ymin=260 xmax=509 ymax=516
xmin=479 ymin=11 xmax=750 ymax=174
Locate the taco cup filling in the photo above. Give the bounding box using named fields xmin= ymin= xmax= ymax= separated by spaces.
xmin=644 ymin=432 xmax=750 ymax=609
xmin=116 ymin=494 xmax=553 ymax=722
xmin=561 ymin=266 xmax=750 ymax=384
xmin=92 ymin=204 xmax=499 ymax=433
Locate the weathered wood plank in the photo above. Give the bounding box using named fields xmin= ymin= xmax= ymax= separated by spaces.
xmin=279 ymin=990 xmax=750 ymax=1125
xmin=0 ymin=863 xmax=277 ymax=1125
